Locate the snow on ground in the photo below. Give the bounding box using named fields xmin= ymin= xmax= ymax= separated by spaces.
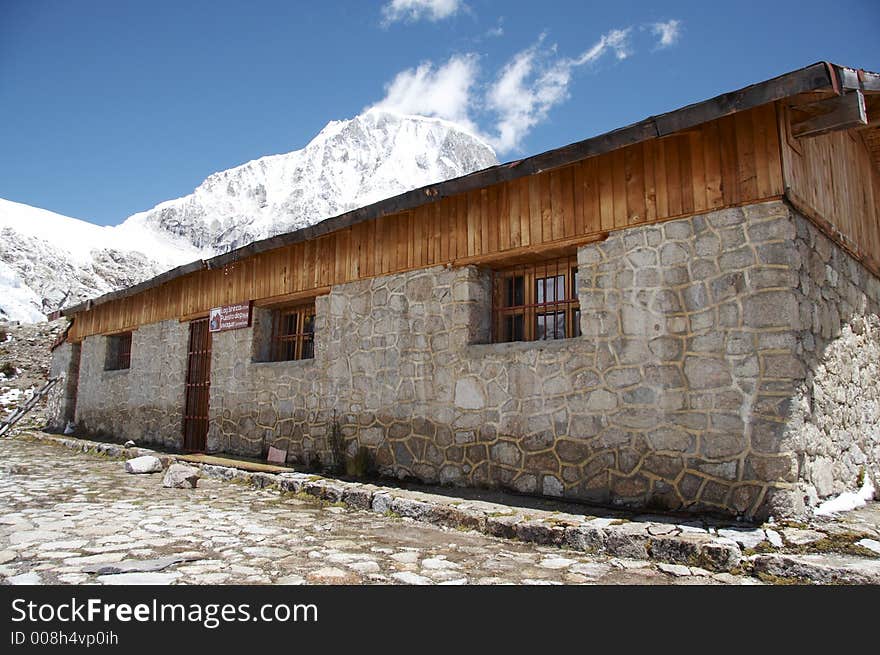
xmin=0 ymin=385 xmax=33 ymax=418
xmin=0 ymin=198 xmax=206 ymax=323
xmin=0 ymin=197 xmax=202 ymax=268
xmin=814 ymin=476 xmax=876 ymax=516
xmin=0 ymin=261 xmax=44 ymax=323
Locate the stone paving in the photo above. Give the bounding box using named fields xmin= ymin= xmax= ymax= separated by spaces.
xmin=0 ymin=438 xmax=757 ymax=586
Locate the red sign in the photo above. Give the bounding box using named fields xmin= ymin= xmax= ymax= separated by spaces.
xmin=209 ymin=302 xmax=252 ymax=332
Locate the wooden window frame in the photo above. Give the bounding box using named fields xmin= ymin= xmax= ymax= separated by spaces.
xmin=270 ymin=302 xmax=316 ymax=362
xmin=492 ymin=257 xmax=581 ymax=344
xmin=105 ymin=332 xmax=132 ymax=370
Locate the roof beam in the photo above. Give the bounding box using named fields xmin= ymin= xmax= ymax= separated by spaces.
xmin=833 ymin=65 xmax=880 ymax=93
xmin=791 ymin=90 xmax=868 ymax=139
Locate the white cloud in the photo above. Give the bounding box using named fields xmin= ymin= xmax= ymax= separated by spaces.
xmin=367 ymin=54 xmax=480 ymax=135
xmin=381 ymin=0 xmax=463 ymax=25
xmin=485 ymin=17 xmax=504 ymax=38
xmin=369 ymin=26 xmax=642 ymax=154
xmin=651 ymin=20 xmax=682 ymax=48
xmin=487 ymin=28 xmax=632 ymax=151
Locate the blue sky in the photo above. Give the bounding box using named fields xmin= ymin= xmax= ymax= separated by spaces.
xmin=1 ymin=0 xmax=878 ymax=226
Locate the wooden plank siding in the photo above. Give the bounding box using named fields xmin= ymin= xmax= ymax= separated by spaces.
xmin=778 ymin=100 xmax=880 ymax=278
xmin=70 ymin=103 xmax=786 ymax=341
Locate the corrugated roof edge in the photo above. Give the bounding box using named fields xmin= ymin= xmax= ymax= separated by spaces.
xmin=57 ymin=61 xmax=863 ymax=319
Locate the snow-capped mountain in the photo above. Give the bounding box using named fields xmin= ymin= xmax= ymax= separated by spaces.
xmin=122 ymin=109 xmax=497 ymax=252
xmin=0 ymin=199 xmax=204 ymax=323
xmin=0 ymin=110 xmax=497 ymax=323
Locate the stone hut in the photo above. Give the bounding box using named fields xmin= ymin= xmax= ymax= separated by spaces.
xmin=47 ymin=62 xmax=880 ymax=519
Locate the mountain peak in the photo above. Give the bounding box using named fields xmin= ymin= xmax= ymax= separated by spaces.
xmin=122 ymin=110 xmax=498 ymax=252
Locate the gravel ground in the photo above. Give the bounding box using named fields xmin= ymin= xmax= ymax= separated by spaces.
xmin=0 ymin=439 xmax=758 ymax=585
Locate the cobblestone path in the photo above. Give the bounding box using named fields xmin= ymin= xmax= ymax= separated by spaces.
xmin=0 ymin=439 xmax=756 ymax=585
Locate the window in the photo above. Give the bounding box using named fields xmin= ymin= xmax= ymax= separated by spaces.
xmin=492 ymin=257 xmax=581 ymax=343
xmin=105 ymin=332 xmax=132 ymax=370
xmin=271 ymin=303 xmax=316 ymax=361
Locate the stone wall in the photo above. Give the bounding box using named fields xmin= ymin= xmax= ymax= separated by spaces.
xmin=207 ymin=306 xmax=326 ymax=459
xmin=59 ymin=199 xmax=880 ymax=519
xmin=74 ymin=319 xmax=188 ymax=449
xmin=45 ymin=341 xmax=78 ymax=432
xmin=204 ymin=199 xmax=879 ymax=518
xmin=776 ymin=214 xmax=880 ymax=514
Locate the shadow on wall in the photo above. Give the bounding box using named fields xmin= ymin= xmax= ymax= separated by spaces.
xmin=776 ymin=215 xmax=880 ymax=516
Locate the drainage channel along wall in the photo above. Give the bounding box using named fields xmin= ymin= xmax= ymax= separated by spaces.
xmin=59 ymin=200 xmax=880 ymax=519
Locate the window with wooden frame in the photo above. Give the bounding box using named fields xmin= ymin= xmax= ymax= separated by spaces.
xmin=105 ymin=332 xmax=132 ymax=370
xmin=492 ymin=257 xmax=581 ymax=343
xmin=271 ymin=303 xmax=316 ymax=362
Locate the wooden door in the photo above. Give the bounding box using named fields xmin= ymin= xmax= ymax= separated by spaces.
xmin=183 ymin=318 xmax=211 ymax=452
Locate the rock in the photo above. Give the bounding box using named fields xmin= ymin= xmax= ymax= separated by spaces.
xmin=538 ymin=557 xmax=576 ymax=570
xmin=391 ymin=571 xmax=433 ymax=585
xmin=96 ymin=572 xmax=179 ymax=585
xmin=242 ymin=546 xmax=288 ymax=558
xmin=82 ymin=554 xmax=203 ymax=575
xmin=125 ymin=455 xmax=163 ymax=474
xmin=64 ymin=552 xmax=127 ymax=566
xmin=856 ymin=538 xmax=880 ymax=556
xmin=421 ymin=557 xmax=460 ymax=570
xmin=348 ymin=561 xmax=380 ymax=574
xmin=0 ymin=550 xmax=18 ymax=564
xmin=370 ymin=492 xmax=394 ymax=515
xmin=717 ymin=528 xmax=767 ymax=550
xmin=123 ymin=440 xmax=136 ymax=448
xmin=649 ymin=532 xmax=710 ymax=564
xmin=162 ymin=463 xmax=200 ymax=488
xmin=765 ymin=528 xmax=784 ymax=548
xmin=7 ymin=572 xmax=41 ymax=585
xmin=485 ymin=514 xmax=521 ymax=539
xmin=699 ymin=539 xmax=742 ymax=571
xmin=306 ymin=567 xmax=360 ymax=584
xmin=564 ymin=525 xmax=606 ymax=553
xmin=9 ymin=529 xmax=64 ymax=545
xmin=514 ymin=519 xmax=566 ymax=546
xmin=568 ymin=562 xmax=611 ymax=578
xmin=658 ymin=563 xmax=692 ymax=576
xmin=781 ymin=527 xmax=825 ymax=546
xmin=390 ymin=496 xmax=431 ymax=521
xmin=604 ymin=522 xmax=651 ymax=560
xmin=389 ymin=551 xmax=420 ymax=564
xmin=276 ymin=575 xmax=306 ymax=585
xmin=751 ymin=553 xmax=880 ymax=584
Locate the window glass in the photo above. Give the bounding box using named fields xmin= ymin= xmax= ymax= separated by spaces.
xmin=537 ymin=311 xmax=566 ymax=340
xmin=105 ymin=332 xmax=132 ymax=370
xmin=492 ymin=256 xmax=581 ymax=344
xmin=271 ymin=304 xmax=315 ymax=361
xmin=505 ymin=275 xmax=524 ymax=307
